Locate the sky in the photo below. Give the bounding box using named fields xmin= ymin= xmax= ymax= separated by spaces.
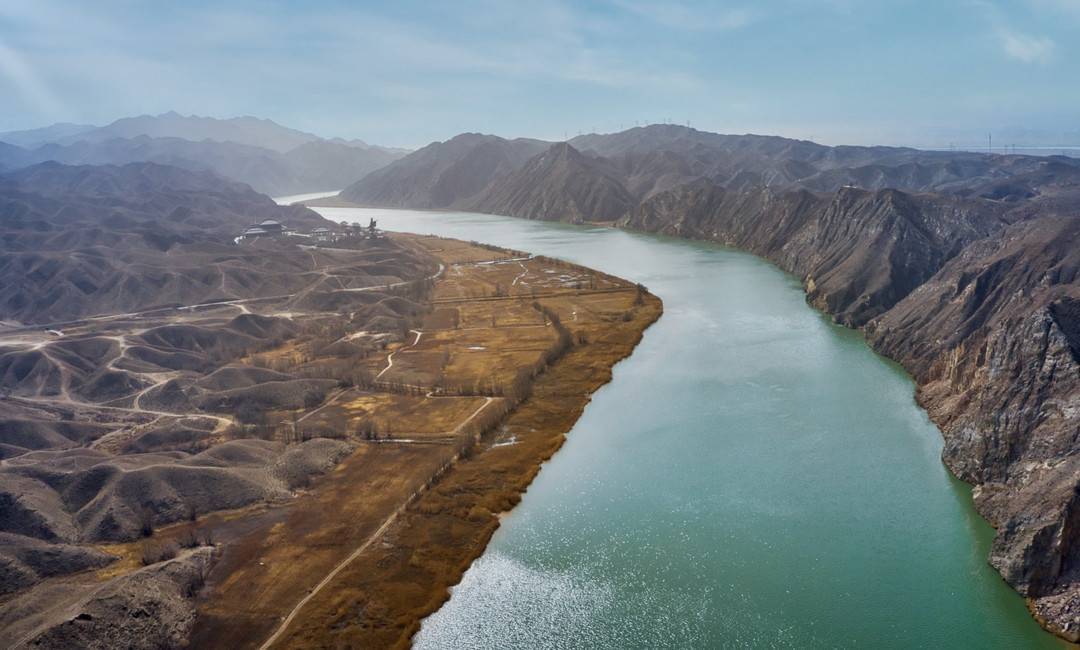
xmin=0 ymin=0 xmax=1078 ymax=149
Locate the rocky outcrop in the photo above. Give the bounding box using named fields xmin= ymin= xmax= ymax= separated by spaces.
xmin=863 ymin=216 xmax=1080 ymax=637
xmin=622 ymin=181 xmax=1005 ymax=326
xmin=14 ymin=548 xmax=215 ymax=650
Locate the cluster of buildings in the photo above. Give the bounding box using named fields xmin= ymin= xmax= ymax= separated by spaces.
xmin=238 ymin=218 xmax=382 ymax=244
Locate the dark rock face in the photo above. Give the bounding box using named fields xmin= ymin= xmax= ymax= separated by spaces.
xmin=865 ymin=215 xmax=1080 ymax=636
xmin=15 ymin=548 xmax=214 ymax=650
xmin=346 ymin=124 xmax=1080 ymax=639
xmin=623 ymin=182 xmax=1005 ymax=326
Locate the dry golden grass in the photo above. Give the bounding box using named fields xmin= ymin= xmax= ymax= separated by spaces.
xmin=190 ymin=233 xmax=661 ymax=649
xmin=270 ymin=279 xmax=662 ymax=650
xmin=342 ymin=392 xmax=491 ymax=438
xmin=409 ymin=235 xmax=523 ymax=265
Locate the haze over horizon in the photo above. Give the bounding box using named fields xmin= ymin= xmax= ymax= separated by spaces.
xmin=1 ymin=1 xmax=1079 ymax=150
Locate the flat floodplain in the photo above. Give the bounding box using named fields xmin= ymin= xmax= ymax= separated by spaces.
xmin=185 ymin=233 xmax=661 ymax=648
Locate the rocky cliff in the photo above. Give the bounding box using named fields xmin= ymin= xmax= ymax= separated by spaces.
xmin=624 ymin=181 xmax=1007 ymax=326
xmin=629 ymin=185 xmax=1080 ymax=642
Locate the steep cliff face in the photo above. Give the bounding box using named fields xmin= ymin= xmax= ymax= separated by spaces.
xmin=860 ymin=215 xmax=1080 ymax=638
xmin=626 ymin=185 xmax=1080 ymax=639
xmin=622 ymin=181 xmax=1005 ymax=326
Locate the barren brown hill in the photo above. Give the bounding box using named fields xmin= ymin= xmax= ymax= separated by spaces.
xmin=472 ymin=142 xmax=635 ymax=223
xmin=340 ymin=133 xmax=548 ymax=208
xmin=0 ymin=161 xmax=340 ymax=325
xmin=0 ymin=160 xmax=446 ymax=648
xmin=0 ymin=165 xmax=660 ymax=650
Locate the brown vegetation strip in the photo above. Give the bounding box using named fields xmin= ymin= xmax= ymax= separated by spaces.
xmin=189 ymin=444 xmax=454 ymax=648
xmin=266 ymin=294 xmax=662 ymax=649
xmin=431 ymin=286 xmax=633 ymax=304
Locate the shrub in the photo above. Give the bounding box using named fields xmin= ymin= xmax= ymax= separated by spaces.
xmin=179 ymin=528 xmax=200 ymax=549
xmin=137 ymin=505 xmax=155 ymax=538
xmin=140 ymin=540 xmax=179 ymax=565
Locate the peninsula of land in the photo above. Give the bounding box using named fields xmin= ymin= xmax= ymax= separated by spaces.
xmin=0 ymin=160 xmax=660 ymax=648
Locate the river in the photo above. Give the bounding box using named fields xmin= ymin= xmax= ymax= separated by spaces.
xmin=280 ymin=194 xmax=1062 ymax=648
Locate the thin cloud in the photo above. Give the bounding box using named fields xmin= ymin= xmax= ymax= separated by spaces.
xmin=970 ymin=1 xmax=1058 ymax=64
xmin=997 ymin=28 xmax=1055 ymax=63
xmin=1030 ymin=0 xmax=1080 ymax=16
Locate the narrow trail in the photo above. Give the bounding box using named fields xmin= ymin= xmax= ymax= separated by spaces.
xmin=511 ymin=260 xmax=529 ymax=286
xmin=376 ymin=329 xmax=423 ymax=380
xmin=36 ymin=347 xmax=73 ymax=402
xmin=4 ymin=262 xmax=446 ymax=336
xmin=104 ymin=334 xmax=130 ymax=372
xmin=295 ymin=387 xmax=349 ymax=425
xmin=17 ymin=396 xmax=232 ymax=437
xmin=257 ymin=499 xmax=408 ymax=650
xmin=257 ymin=395 xmax=497 ymax=650
xmin=131 ymin=376 xmax=174 ymax=412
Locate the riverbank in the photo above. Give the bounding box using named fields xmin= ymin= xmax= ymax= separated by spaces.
xmin=306 ymin=197 xmax=1078 ymax=645
xmin=270 ymin=280 xmax=660 ymax=648
xmin=183 ymin=233 xmax=661 ymax=648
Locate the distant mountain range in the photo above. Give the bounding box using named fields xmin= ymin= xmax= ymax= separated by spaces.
xmin=0 ymin=113 xmax=409 ymax=196
xmin=338 ymin=123 xmax=1080 ymax=640
xmin=343 ymin=124 xmax=1079 ymax=213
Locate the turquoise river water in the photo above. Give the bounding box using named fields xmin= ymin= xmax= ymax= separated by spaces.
xmin=286 ymin=195 xmax=1062 ymax=649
